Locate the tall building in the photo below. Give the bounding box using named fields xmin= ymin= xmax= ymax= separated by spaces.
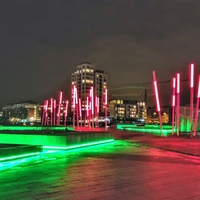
xmin=2 ymin=101 xmax=41 ymax=124
xmin=94 ymin=70 xmax=108 ymax=114
xmin=71 ymin=62 xmax=108 ymax=116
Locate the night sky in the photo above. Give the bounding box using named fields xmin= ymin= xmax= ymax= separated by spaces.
xmin=1 ymin=0 xmax=200 ymax=109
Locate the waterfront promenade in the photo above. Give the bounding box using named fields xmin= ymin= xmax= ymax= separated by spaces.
xmin=1 ymin=126 xmax=200 ymax=200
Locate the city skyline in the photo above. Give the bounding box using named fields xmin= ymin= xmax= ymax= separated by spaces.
xmin=1 ymin=1 xmax=200 ymax=108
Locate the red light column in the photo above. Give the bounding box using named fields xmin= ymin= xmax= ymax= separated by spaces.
xmin=152 ymin=71 xmax=162 ymax=133
xmin=42 ymin=100 xmax=46 ymax=125
xmin=74 ymin=86 xmax=79 ymax=129
xmin=86 ymin=96 xmax=89 ymax=127
xmin=194 ymin=75 xmax=200 ymax=136
xmin=64 ymin=100 xmax=69 ymax=126
xmin=176 ymin=73 xmax=180 ymax=136
xmin=90 ymin=87 xmax=94 ymax=129
xmin=72 ymin=85 xmax=76 ymax=129
xmin=45 ymin=100 xmax=48 ymax=125
xmin=50 ymin=98 xmax=53 ymax=125
xmin=79 ymin=98 xmax=82 ymax=127
xmin=190 ymin=63 xmax=194 ymax=137
xmin=57 ymin=91 xmax=63 ymax=125
xmin=105 ymin=88 xmax=108 ymax=130
xmin=172 ymin=77 xmax=176 ymax=135
xmin=95 ymin=96 xmax=99 ymax=127
xmin=53 ymin=99 xmax=56 ymax=125
xmin=88 ymin=93 xmax=91 ymax=129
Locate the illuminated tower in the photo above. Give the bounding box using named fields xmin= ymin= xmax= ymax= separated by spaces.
xmin=94 ymin=70 xmax=108 ymax=114
xmin=71 ymin=63 xmax=94 ymax=110
xmin=71 ymin=62 xmax=107 ymax=116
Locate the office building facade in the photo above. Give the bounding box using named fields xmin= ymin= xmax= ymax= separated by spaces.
xmin=2 ymin=101 xmax=41 ymax=124
xmin=109 ymin=99 xmax=147 ymax=122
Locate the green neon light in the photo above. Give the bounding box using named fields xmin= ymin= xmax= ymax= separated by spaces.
xmin=0 ymin=152 xmax=40 ymax=162
xmin=43 ymin=141 xmax=115 ymax=155
xmin=0 ymin=153 xmax=44 ymax=172
xmin=0 ymin=131 xmax=113 ymax=148
xmin=117 ymin=124 xmax=173 ymax=136
xmin=0 ymin=125 xmax=74 ymax=131
xmin=0 ymin=140 xmax=115 ymax=171
xmin=125 ymin=127 xmax=170 ymax=137
xmin=43 ymin=139 xmax=114 ymax=150
xmin=117 ymin=124 xmax=172 ymax=130
xmin=0 ymin=140 xmax=118 ymax=172
xmin=179 ymin=117 xmax=191 ymax=132
xmin=145 ymin=124 xmax=172 ymax=129
xmin=117 ymin=124 xmax=137 ymax=129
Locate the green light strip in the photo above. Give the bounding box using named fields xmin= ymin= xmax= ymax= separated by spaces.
xmin=117 ymin=124 xmax=173 ymax=136
xmin=125 ymin=127 xmax=171 ymax=136
xmin=43 ymin=139 xmax=114 ymax=150
xmin=117 ymin=124 xmax=172 ymax=130
xmin=0 ymin=125 xmax=73 ymax=131
xmin=0 ymin=152 xmax=40 ymax=162
xmin=0 ymin=140 xmax=115 ymax=171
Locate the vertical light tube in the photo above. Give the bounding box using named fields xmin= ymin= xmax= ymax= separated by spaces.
xmin=95 ymin=96 xmax=99 ymax=127
xmin=176 ymin=73 xmax=180 ymax=136
xmin=89 ymin=92 xmax=91 ymax=129
xmin=60 ymin=92 xmax=63 ymax=124
xmin=50 ymin=98 xmax=53 ymax=126
xmin=194 ymin=75 xmax=200 ymax=136
xmin=90 ymin=87 xmax=94 ymax=128
xmin=86 ymin=97 xmax=89 ymax=117
xmin=190 ymin=63 xmax=194 ymax=136
xmin=152 ymin=71 xmax=162 ymax=133
xmin=75 ymin=86 xmax=79 ymax=129
xmin=97 ymin=97 xmax=99 ymax=114
xmin=59 ymin=91 xmax=63 ymax=104
xmin=91 ymin=87 xmax=94 ymax=115
xmin=73 ymin=85 xmax=76 ymax=108
xmin=95 ymin=96 xmax=97 ymax=127
xmin=42 ymin=100 xmax=46 ymax=125
xmin=172 ymin=77 xmax=176 ymax=135
xmin=79 ymin=98 xmax=82 ymax=127
xmin=57 ymin=91 xmax=62 ymax=125
xmin=105 ymin=88 xmax=108 ymax=130
xmin=64 ymin=100 xmax=69 ymax=126
xmin=79 ymin=98 xmax=82 ymax=118
xmin=45 ymin=100 xmax=48 ymax=125
xmin=75 ymin=87 xmax=78 ymax=105
xmin=53 ymin=99 xmax=56 ymax=126
xmin=72 ymin=85 xmax=75 ymax=129
xmin=97 ymin=97 xmax=99 ymax=127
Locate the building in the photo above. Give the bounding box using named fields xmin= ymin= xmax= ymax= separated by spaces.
xmin=109 ymin=99 xmax=147 ymax=123
xmin=94 ymin=70 xmax=107 ymax=114
xmin=2 ymin=101 xmax=41 ymax=124
xmin=71 ymin=62 xmax=108 ymax=116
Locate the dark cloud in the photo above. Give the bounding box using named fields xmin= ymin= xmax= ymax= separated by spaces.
xmin=0 ymin=0 xmax=200 ymax=107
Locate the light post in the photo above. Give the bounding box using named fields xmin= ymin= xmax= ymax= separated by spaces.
xmin=194 ymin=75 xmax=200 ymax=136
xmin=105 ymin=88 xmax=108 ymax=130
xmin=176 ymin=73 xmax=180 ymax=136
xmin=190 ymin=63 xmax=194 ymax=137
xmin=152 ymin=71 xmax=162 ymax=134
xmin=172 ymin=77 xmax=176 ymax=135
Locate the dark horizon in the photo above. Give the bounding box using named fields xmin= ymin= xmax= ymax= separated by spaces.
xmin=1 ymin=1 xmax=200 ymax=109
